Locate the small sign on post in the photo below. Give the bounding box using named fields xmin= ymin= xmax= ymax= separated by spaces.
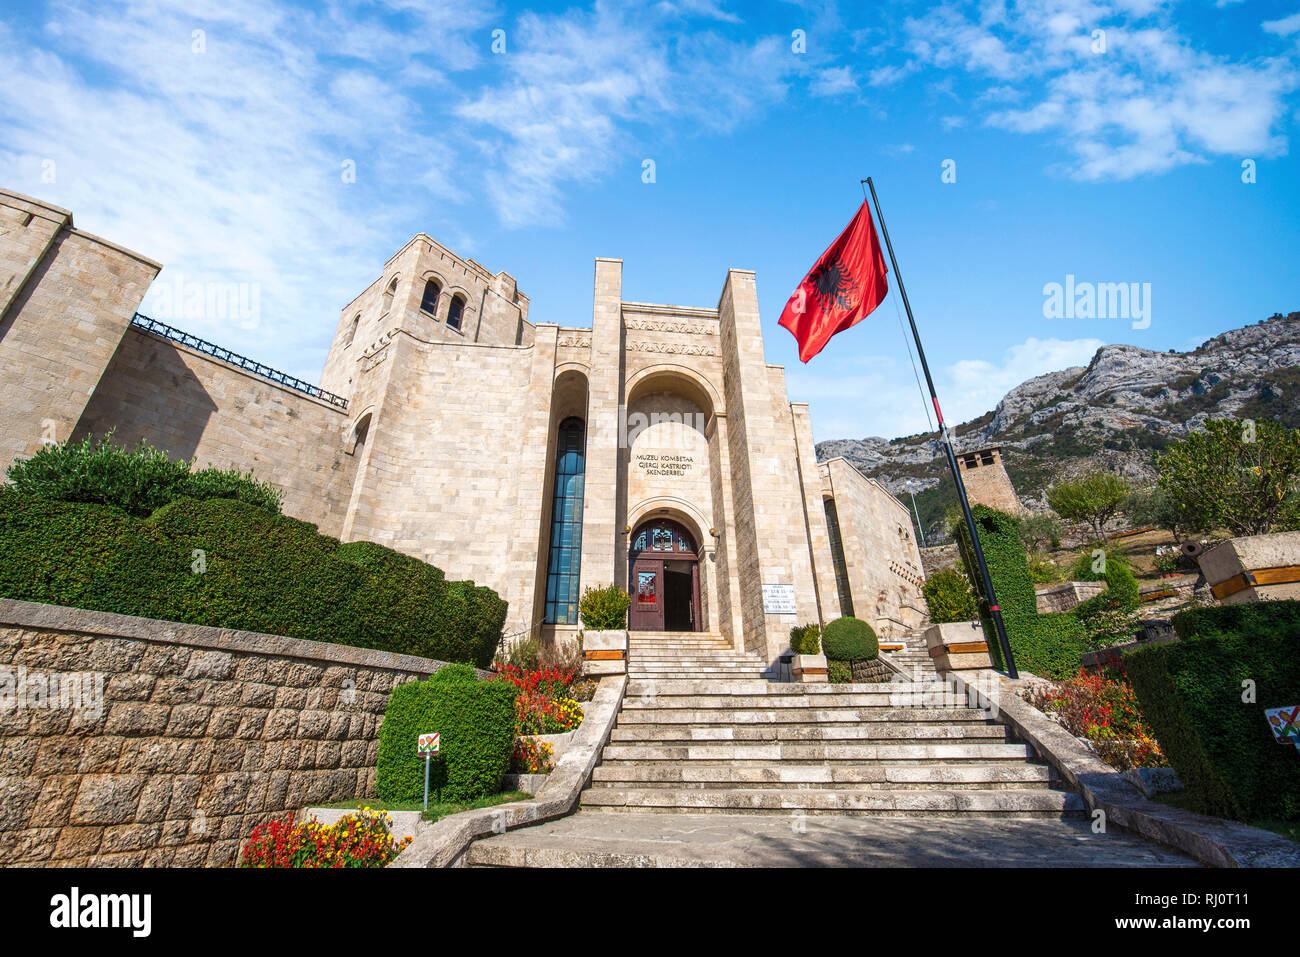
xmin=1265 ymin=706 xmax=1300 ymax=754
xmin=418 ymin=732 xmax=440 ymax=810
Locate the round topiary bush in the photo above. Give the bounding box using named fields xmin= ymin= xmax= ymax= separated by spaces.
xmin=821 ymin=616 xmax=879 ymax=661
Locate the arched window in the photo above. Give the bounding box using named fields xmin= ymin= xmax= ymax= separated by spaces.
xmin=629 ymin=520 xmax=696 ymax=556
xmin=543 ymin=417 xmax=586 ymax=624
xmin=381 ymin=277 xmax=398 ymax=315
xmin=420 ymin=279 xmax=441 ymax=315
xmin=343 ymin=313 xmax=360 ymax=348
xmin=447 ymin=294 xmax=466 ymax=331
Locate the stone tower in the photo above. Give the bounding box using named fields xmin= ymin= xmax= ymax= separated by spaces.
xmin=956 ymin=445 xmax=1026 ymax=515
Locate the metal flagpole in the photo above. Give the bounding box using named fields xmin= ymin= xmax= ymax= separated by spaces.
xmin=908 ymin=488 xmax=927 ymax=548
xmin=862 ymin=177 xmax=1019 ymax=678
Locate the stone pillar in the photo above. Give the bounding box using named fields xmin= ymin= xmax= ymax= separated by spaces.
xmin=579 ymin=258 xmax=624 ymax=597
xmin=716 ymin=269 xmax=821 ymax=666
xmin=791 ymin=402 xmax=841 ymax=624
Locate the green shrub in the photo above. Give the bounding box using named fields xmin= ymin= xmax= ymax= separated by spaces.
xmin=821 ymin=617 xmax=878 ymax=661
xmin=0 ymin=490 xmax=505 ymax=666
xmin=498 ymin=637 xmax=542 ymax=671
xmin=1020 ymin=613 xmax=1091 ymax=681
xmin=376 ymin=676 xmax=519 ymax=803
xmin=789 ymin=623 xmax=821 ymax=655
xmin=922 ymin=568 xmax=977 ymax=623
xmin=6 ymin=433 xmax=283 ymax=517
xmin=429 ymin=663 xmax=480 ymax=685
xmin=578 ymin=585 xmax=631 ymax=629
xmin=955 ymin=504 xmax=1087 ymax=679
xmin=826 ymin=660 xmax=852 ymax=684
xmin=1126 ymin=602 xmax=1300 ymax=821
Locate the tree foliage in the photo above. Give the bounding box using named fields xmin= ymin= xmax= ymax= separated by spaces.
xmin=1155 ymin=418 xmax=1300 ymax=536
xmin=1046 ymin=472 xmax=1131 ymax=541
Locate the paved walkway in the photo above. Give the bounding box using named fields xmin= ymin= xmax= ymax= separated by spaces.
xmin=466 ymin=811 xmax=1199 ymax=868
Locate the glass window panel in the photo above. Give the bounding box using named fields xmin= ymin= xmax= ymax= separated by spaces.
xmin=543 ymin=417 xmax=586 ymax=624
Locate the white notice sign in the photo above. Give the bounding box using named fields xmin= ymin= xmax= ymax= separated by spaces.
xmin=762 ymin=584 xmax=797 ymax=615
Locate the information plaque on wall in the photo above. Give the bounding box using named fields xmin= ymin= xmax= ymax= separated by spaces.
xmin=762 ymin=583 xmax=797 ymax=615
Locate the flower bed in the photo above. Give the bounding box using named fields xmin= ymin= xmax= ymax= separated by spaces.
xmin=239 ymin=808 xmax=412 ymax=868
xmin=496 ymin=664 xmax=585 ymax=773
xmin=1021 ymin=668 xmax=1169 ymax=771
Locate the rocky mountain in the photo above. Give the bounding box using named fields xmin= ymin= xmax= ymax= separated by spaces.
xmin=816 ymin=311 xmax=1300 ymax=537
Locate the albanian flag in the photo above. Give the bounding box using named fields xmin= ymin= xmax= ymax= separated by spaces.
xmin=778 ymin=200 xmax=889 ymax=363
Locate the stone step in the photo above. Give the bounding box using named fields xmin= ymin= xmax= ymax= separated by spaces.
xmin=625 ymin=679 xmax=957 ymax=696
xmin=607 ymin=723 xmax=1011 ymax=743
xmin=590 ymin=763 xmax=1056 ymax=788
xmin=621 ymin=692 xmax=981 ymax=710
xmin=598 ymin=742 xmax=1037 ymax=762
xmin=579 ymin=787 xmax=1086 ymax=816
xmin=616 ymin=707 xmax=995 ymax=725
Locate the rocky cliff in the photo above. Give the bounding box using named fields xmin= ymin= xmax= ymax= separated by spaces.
xmin=816 ymin=311 xmax=1300 ymax=534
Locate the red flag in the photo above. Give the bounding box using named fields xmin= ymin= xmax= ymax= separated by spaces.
xmin=778 ymin=200 xmax=889 ymax=363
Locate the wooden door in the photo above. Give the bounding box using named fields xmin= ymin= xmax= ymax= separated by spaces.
xmin=629 ymin=558 xmax=664 ymax=630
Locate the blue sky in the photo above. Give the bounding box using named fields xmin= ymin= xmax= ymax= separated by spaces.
xmin=2 ymin=0 xmax=1297 ymax=440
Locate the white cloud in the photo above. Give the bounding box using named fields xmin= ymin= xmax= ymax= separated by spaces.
xmin=812 ymin=66 xmax=857 ymax=96
xmin=1263 ymin=13 xmax=1300 ymax=38
xmin=942 ymin=336 xmax=1106 ymax=425
xmin=899 ymin=1 xmax=1299 ymax=181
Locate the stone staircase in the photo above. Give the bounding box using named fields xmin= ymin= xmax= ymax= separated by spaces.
xmin=627 ymin=631 xmax=771 ymax=680
xmin=581 ymin=632 xmax=1083 ymax=817
xmin=878 ymin=630 xmax=940 ymax=682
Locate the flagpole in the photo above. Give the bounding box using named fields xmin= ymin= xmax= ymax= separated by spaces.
xmin=862 ymin=177 xmax=1019 ymax=679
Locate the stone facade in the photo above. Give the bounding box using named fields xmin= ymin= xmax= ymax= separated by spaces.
xmin=1 ymin=188 xmax=928 ymax=671
xmin=0 ymin=599 xmax=461 ymax=867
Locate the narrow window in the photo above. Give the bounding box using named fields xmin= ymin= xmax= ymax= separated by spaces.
xmin=343 ymin=313 xmax=360 ymax=347
xmin=824 ymin=498 xmax=854 ymax=617
xmin=544 ymin=417 xmax=586 ymax=624
xmin=420 ymin=279 xmax=441 ymax=315
xmin=381 ymin=277 xmax=398 ymax=315
xmin=447 ymin=294 xmax=465 ymax=331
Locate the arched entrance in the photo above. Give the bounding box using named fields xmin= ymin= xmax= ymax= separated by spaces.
xmin=628 ymin=519 xmax=701 ymax=632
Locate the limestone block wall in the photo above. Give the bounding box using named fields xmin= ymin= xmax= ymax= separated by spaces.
xmin=820 ymin=458 xmax=928 ymax=637
xmin=71 ymin=327 xmax=355 ymax=538
xmin=0 ymin=599 xmax=465 ymax=868
xmin=340 ymin=333 xmax=551 ymax=636
xmin=0 ymin=189 xmax=160 ymax=475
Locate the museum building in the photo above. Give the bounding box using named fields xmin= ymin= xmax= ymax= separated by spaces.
xmin=0 ymin=188 xmax=926 ymax=670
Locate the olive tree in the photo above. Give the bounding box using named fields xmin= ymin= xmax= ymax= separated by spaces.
xmin=1046 ymin=472 xmax=1131 ymax=542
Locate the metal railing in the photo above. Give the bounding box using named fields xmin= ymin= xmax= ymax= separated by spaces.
xmin=130 ymin=313 xmax=349 ymax=409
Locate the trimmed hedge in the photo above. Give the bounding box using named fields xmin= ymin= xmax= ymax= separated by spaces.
xmin=827 ymin=660 xmax=852 ymax=684
xmin=376 ymin=674 xmax=519 ymax=803
xmin=0 ymin=489 xmax=506 ymax=666
xmin=955 ymin=504 xmax=1088 ymax=679
xmin=1125 ymin=601 xmax=1300 ymax=822
xmin=821 ymin=617 xmax=878 ymax=661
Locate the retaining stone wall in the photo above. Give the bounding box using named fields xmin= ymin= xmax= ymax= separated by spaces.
xmin=0 ymin=599 xmax=465 ymax=867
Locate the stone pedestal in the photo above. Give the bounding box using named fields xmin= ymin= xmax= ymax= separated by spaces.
xmin=923 ymin=621 xmax=992 ymax=671
xmin=791 ymin=653 xmax=827 ymax=682
xmin=1197 ymin=532 xmax=1300 ymax=604
xmin=582 ymin=629 xmax=628 ymax=676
